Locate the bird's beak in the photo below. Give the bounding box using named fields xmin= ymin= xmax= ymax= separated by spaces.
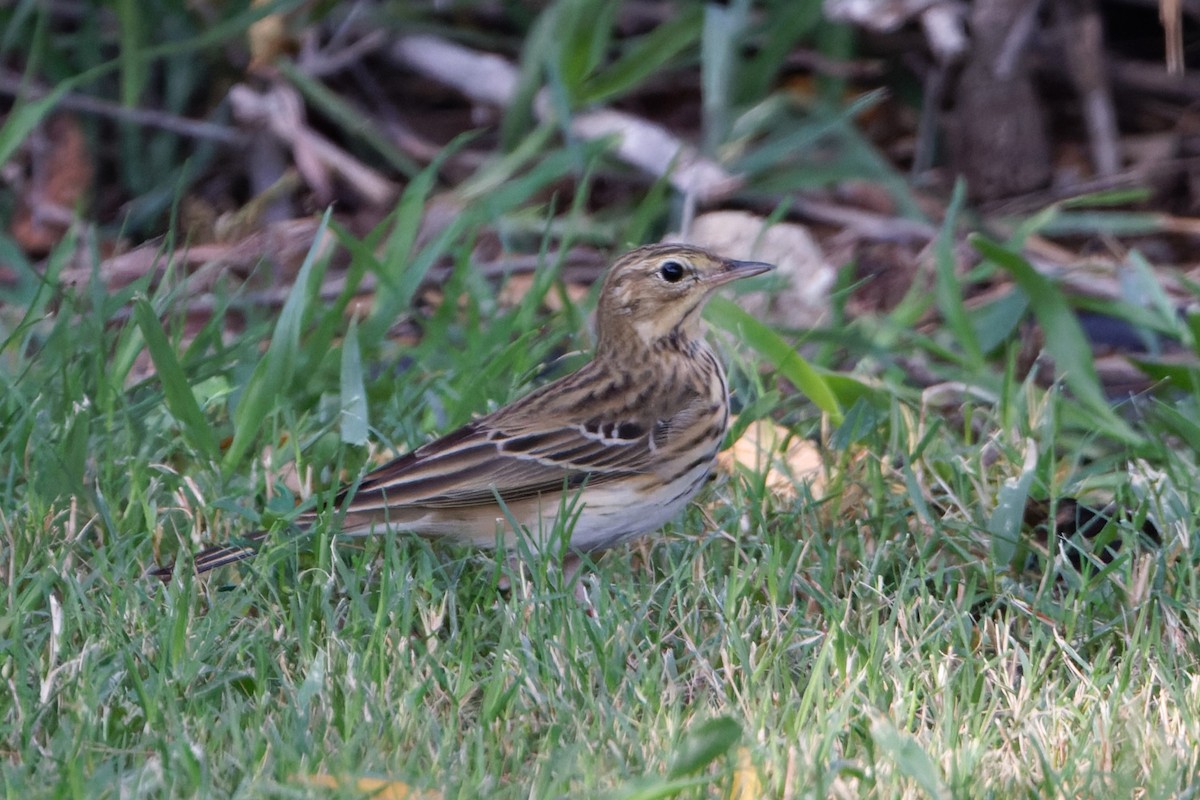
xmin=708 ymin=258 xmax=775 ymax=287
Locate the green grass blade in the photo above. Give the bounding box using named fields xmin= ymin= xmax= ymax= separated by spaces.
xmin=1151 ymin=401 xmax=1200 ymax=451
xmin=552 ymin=0 xmax=617 ymax=102
xmin=339 ymin=316 xmax=368 ymax=447
xmin=581 ymin=6 xmax=704 ymax=107
xmin=970 ymin=234 xmax=1142 ymax=445
xmin=132 ymin=298 xmax=220 ymax=460
xmin=700 ymin=1 xmax=748 ymax=153
xmin=987 ymin=437 xmax=1038 ymax=571
xmin=666 ymin=716 xmax=741 ymax=778
xmin=114 ymin=0 xmax=147 ymax=107
xmin=706 ymin=296 xmax=843 ymax=423
xmin=868 ymin=710 xmax=952 ymax=800
xmin=0 ymin=85 xmax=77 ymax=169
xmin=934 ymin=179 xmax=982 ymax=366
xmin=1 ymin=0 xmax=301 ymax=169
xmin=364 ymin=133 xmax=475 ymax=343
xmin=223 ymin=209 xmax=332 ymax=470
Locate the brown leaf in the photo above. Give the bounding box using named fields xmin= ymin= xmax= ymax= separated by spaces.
xmin=728 ymin=746 xmax=763 ymax=800
xmin=302 ymin=773 xmax=442 ymax=800
xmin=497 ymin=272 xmax=588 ymax=312
xmin=247 ymin=0 xmax=295 ymax=72
xmin=10 ymin=113 xmax=93 ymax=256
xmin=717 ymin=417 xmax=825 ymax=502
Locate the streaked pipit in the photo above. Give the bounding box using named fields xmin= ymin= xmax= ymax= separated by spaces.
xmin=152 ymin=244 xmax=772 ymax=583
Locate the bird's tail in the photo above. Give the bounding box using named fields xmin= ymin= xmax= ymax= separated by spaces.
xmin=149 ymin=530 xmax=271 ymax=583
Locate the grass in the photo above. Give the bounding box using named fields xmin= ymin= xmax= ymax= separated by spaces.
xmin=3 ymin=1 xmax=1200 ymax=798
xmin=3 ymin=230 xmax=1199 ymax=797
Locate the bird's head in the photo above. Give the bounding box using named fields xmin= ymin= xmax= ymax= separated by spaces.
xmin=595 ymin=244 xmax=774 ymax=355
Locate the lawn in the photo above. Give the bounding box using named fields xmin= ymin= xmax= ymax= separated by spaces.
xmin=2 ymin=1 xmax=1199 ymax=798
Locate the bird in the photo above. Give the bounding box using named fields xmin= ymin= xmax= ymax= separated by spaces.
xmin=151 ymin=243 xmax=773 ymax=584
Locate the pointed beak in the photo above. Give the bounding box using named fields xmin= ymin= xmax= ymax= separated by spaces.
xmin=708 ymin=258 xmax=775 ymax=287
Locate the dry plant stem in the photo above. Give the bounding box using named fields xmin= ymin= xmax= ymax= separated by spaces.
xmin=59 ymin=219 xmax=326 ymax=292
xmin=1110 ymin=57 xmax=1200 ymax=101
xmin=1161 ymin=0 xmax=1184 ymax=75
xmin=229 ymin=82 xmax=397 ymax=206
xmin=919 ymin=3 xmax=967 ymax=63
xmin=992 ymin=0 xmax=1044 ymax=79
xmin=300 ymin=29 xmax=389 ymax=77
xmin=389 ymin=35 xmax=741 ymax=203
xmin=779 ymin=196 xmax=936 ymax=244
xmin=0 ymin=69 xmax=247 ymax=145
xmin=1058 ymin=0 xmax=1121 ymax=177
xmin=82 ymin=243 xmax=605 ymax=324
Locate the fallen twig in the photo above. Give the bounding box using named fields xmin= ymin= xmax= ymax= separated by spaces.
xmin=389 ymin=34 xmax=741 ymax=203
xmin=0 ymin=69 xmax=247 ymax=146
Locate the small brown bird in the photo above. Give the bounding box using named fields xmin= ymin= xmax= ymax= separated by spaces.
xmin=152 ymin=244 xmax=772 ymax=582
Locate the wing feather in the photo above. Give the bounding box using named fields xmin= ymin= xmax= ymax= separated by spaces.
xmin=336 ymin=356 xmax=714 ymax=514
xmin=338 ymin=416 xmax=662 ymax=511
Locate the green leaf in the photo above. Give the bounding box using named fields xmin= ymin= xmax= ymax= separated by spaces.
xmin=115 ymin=0 xmax=147 ymax=107
xmin=1128 ymin=357 xmax=1200 ymax=395
xmin=605 ymin=776 xmax=709 ymax=800
xmin=224 ymin=209 xmax=332 ymax=470
xmin=553 ymin=0 xmax=617 ymax=101
xmin=706 ymin=296 xmax=843 ymax=423
xmin=830 ymin=396 xmax=879 ymax=451
xmin=971 ymin=289 xmax=1029 ymax=355
xmin=666 ymin=716 xmax=741 ymax=778
xmin=458 ymin=123 xmax=557 ymax=201
xmin=1034 ymin=211 xmax=1167 ymax=237
xmin=737 ymin=0 xmax=822 ymax=101
xmin=988 ymin=437 xmax=1038 ymax=571
xmin=868 ymin=710 xmax=952 ymax=800
xmin=339 ymin=316 xmax=368 ymax=446
xmin=1126 ymin=250 xmax=1193 ymax=345
xmin=364 ymin=133 xmax=476 ymax=344
xmin=0 ymin=85 xmax=77 ymax=169
xmin=934 ymin=179 xmax=982 ymax=366
xmin=581 ymin=6 xmax=704 ymax=107
xmin=501 ymin=4 xmax=555 ymax=147
xmin=970 ymin=234 xmax=1142 ymax=445
xmin=132 ymin=298 xmax=220 ymax=460
xmin=700 ymin=1 xmax=749 ymax=153
xmin=1060 ymin=187 xmax=1153 ymax=208
xmin=1151 ymin=401 xmax=1200 ymax=452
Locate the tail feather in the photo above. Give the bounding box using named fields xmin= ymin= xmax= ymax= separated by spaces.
xmin=149 ymin=530 xmax=272 ymax=583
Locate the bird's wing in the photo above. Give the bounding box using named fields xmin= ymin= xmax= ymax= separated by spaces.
xmin=338 ymin=411 xmax=667 ymax=511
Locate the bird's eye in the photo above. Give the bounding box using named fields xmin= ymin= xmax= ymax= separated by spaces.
xmin=659 ymin=260 xmax=685 ymax=283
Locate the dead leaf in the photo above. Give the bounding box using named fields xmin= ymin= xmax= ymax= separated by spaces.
xmin=302 ymin=772 xmax=442 ymax=800
xmin=247 ymin=0 xmax=294 ymax=72
xmin=11 ymin=113 xmax=93 ymax=256
xmin=728 ymin=746 xmax=763 ymax=800
xmin=497 ymin=272 xmax=588 ymax=311
xmin=717 ymin=417 xmax=825 ymax=502
xmin=229 ymin=82 xmax=397 ymax=207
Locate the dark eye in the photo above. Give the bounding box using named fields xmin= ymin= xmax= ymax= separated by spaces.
xmin=659 ymin=260 xmax=685 ymax=283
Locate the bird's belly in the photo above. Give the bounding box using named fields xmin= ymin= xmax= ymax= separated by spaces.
xmin=555 ymin=460 xmax=714 ymax=552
